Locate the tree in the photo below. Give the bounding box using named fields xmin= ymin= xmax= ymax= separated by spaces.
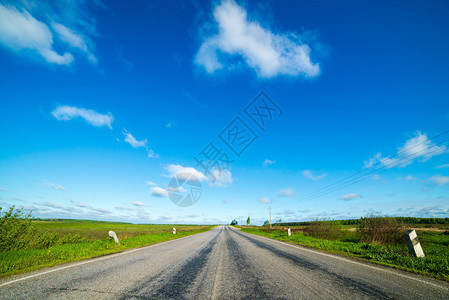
xmin=263 ymin=220 xmax=270 ymax=226
xmin=230 ymin=219 xmax=238 ymax=225
xmin=246 ymin=216 xmax=250 ymax=226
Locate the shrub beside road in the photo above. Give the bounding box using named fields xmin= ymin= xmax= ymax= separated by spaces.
xmin=239 ymin=219 xmax=449 ymax=281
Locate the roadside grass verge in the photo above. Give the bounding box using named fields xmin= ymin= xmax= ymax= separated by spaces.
xmin=0 ymin=206 xmax=213 ymax=279
xmin=239 ymin=227 xmax=449 ymax=281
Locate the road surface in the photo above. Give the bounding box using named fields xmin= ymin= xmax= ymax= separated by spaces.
xmin=1 ymin=226 xmax=448 ymax=299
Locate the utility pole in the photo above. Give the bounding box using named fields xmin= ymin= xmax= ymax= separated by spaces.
xmin=269 ymin=206 xmax=272 ymax=229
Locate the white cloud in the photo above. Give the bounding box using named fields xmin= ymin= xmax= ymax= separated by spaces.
xmin=341 ymin=193 xmax=362 ymax=201
xmin=0 ymin=4 xmax=73 ymax=65
xmin=122 ymin=129 xmax=158 ymax=158
xmin=90 ymin=207 xmax=111 ymax=215
xmin=302 ymin=170 xmax=327 ymax=181
xmin=165 ymin=164 xmax=208 ymax=182
xmin=0 ymin=2 xmax=99 ymax=66
xmin=435 ymin=163 xmax=449 ymax=169
xmin=210 ymin=168 xmax=233 ymax=187
xmin=115 ymin=206 xmax=136 ymax=212
xmin=42 ymin=179 xmax=65 ymax=191
xmin=195 ymin=0 xmax=320 ymax=78
xmin=406 ymin=175 xmax=417 ymax=181
xmin=165 ymin=164 xmax=232 ymax=187
xmin=151 ymin=187 xmax=169 ymax=197
xmin=123 ymin=129 xmax=147 ymax=148
xmin=259 ymin=197 xmax=271 ymax=204
xmin=431 ymin=175 xmax=449 ymax=186
xmin=364 ymin=131 xmax=446 ymax=169
xmin=262 ymin=159 xmax=275 ymax=168
xmin=144 ymin=181 xmax=158 ymax=186
xmin=41 ymin=201 xmax=62 ymax=208
xmin=417 ymin=205 xmax=449 ymax=217
xmin=131 ymin=201 xmax=148 ymax=207
xmin=51 ymin=22 xmax=97 ymax=64
xmin=278 ymin=187 xmax=296 ymax=197
xmin=167 ymin=186 xmax=187 ymax=193
xmin=52 ymin=105 xmax=113 ymax=129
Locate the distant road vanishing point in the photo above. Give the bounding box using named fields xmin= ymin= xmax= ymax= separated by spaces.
xmin=1 ymin=226 xmax=448 ymax=299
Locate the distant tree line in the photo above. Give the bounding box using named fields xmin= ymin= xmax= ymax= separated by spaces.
xmin=278 ymin=217 xmax=449 ymax=227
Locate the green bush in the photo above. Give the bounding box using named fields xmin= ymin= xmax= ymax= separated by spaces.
xmin=304 ymin=220 xmax=342 ymax=240
xmin=0 ymin=206 xmax=37 ymax=251
xmin=358 ymin=216 xmax=404 ymax=245
xmin=0 ymin=206 xmax=63 ymax=251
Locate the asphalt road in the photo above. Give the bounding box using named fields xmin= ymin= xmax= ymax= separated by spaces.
xmin=1 ymin=226 xmax=448 ymax=299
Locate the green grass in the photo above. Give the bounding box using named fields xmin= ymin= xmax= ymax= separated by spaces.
xmin=0 ymin=219 xmax=213 ymax=279
xmin=239 ymin=227 xmax=449 ymax=281
xmin=32 ymin=220 xmax=210 ymax=241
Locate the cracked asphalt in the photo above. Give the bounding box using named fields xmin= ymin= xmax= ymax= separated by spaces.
xmin=1 ymin=226 xmax=448 ymax=299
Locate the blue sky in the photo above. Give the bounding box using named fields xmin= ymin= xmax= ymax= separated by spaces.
xmin=0 ymin=0 xmax=448 ymax=225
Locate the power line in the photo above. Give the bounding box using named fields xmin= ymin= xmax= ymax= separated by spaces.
xmin=302 ymin=139 xmax=449 ymax=201
xmin=299 ymin=129 xmax=449 ymax=200
xmin=298 ymin=131 xmax=449 ymax=201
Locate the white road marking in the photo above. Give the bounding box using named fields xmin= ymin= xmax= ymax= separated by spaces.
xmin=0 ymin=232 xmax=207 ymax=288
xmin=233 ymin=227 xmax=449 ymax=290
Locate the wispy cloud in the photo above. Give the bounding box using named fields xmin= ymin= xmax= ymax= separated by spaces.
xmin=0 ymin=4 xmax=73 ymax=65
xmin=262 ymin=159 xmax=275 ymax=168
xmin=259 ymin=197 xmax=271 ymax=204
xmin=0 ymin=2 xmax=98 ymax=66
xmin=131 ymin=201 xmax=148 ymax=207
xmin=123 ymin=129 xmax=146 ymax=148
xmin=278 ymin=187 xmax=296 ymax=197
xmin=122 ymin=129 xmax=158 ymax=158
xmin=42 ymin=180 xmax=65 ymax=191
xmin=89 ymin=207 xmax=111 ymax=215
xmin=430 ymin=175 xmax=449 ymax=186
xmin=195 ymin=0 xmax=320 ymax=78
xmin=435 ymin=163 xmax=449 ymax=169
xmin=144 ymin=181 xmax=158 ymax=186
xmin=115 ymin=206 xmax=136 ymax=212
xmin=364 ymin=131 xmax=446 ymax=169
xmin=302 ymin=170 xmax=327 ymax=181
xmin=41 ymin=201 xmax=63 ymax=208
xmin=51 ymin=22 xmax=97 ymax=64
xmin=52 ymin=105 xmax=113 ymax=129
xmin=341 ymin=193 xmax=362 ymax=201
xmin=0 ymin=187 xmax=7 ymax=192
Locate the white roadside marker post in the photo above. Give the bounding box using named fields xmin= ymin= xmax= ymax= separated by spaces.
xmin=404 ymin=229 xmax=425 ymax=258
xmin=288 ymin=228 xmax=291 ymax=236
xmin=108 ymin=230 xmax=120 ymax=245
xmin=173 ymin=228 xmax=176 ymax=234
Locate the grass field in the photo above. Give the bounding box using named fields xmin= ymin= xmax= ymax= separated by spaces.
xmin=239 ymin=226 xmax=449 ymax=281
xmin=0 ymin=213 xmax=213 ymax=279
